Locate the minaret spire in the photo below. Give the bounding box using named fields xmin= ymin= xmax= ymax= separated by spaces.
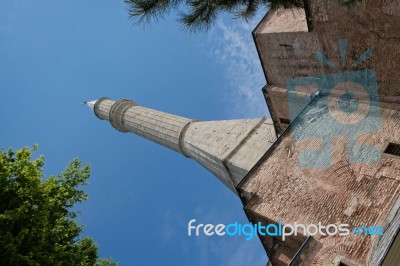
xmin=83 ymin=100 xmax=97 ymax=111
xmin=86 ymin=97 xmax=277 ymax=194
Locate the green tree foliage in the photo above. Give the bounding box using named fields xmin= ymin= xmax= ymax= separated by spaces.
xmin=125 ymin=0 xmax=360 ymax=31
xmin=0 ymin=146 xmax=117 ymax=266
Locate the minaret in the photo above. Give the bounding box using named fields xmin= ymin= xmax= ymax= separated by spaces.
xmin=85 ymin=97 xmax=277 ymax=194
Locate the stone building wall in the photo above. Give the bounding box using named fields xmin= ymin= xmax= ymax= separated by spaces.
xmin=238 ymin=97 xmax=400 ymax=265
xmin=253 ymin=0 xmax=400 ymax=135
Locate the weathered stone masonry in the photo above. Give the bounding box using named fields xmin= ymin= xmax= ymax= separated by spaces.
xmin=86 ymin=0 xmax=400 ymax=265
xmin=90 ymin=97 xmax=276 ymax=193
xmin=241 ymin=0 xmax=400 ymax=265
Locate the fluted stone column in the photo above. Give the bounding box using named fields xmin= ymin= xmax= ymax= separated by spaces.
xmin=86 ymin=98 xmax=277 ymax=194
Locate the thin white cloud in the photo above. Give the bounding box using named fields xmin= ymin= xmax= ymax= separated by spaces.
xmin=161 ymin=209 xmax=184 ymax=243
xmin=207 ymin=13 xmax=270 ymax=119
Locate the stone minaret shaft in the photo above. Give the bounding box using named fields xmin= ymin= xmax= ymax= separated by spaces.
xmin=87 ymin=97 xmax=276 ymax=194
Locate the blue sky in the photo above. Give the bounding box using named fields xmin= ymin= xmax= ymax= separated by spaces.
xmin=0 ymin=1 xmax=269 ymax=265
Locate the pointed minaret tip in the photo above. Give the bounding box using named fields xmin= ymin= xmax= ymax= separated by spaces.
xmin=83 ymin=100 xmax=97 ymax=111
